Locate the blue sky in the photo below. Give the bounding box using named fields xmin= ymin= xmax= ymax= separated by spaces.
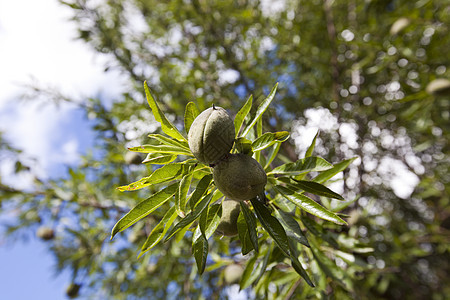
xmin=0 ymin=1 xmax=123 ymax=299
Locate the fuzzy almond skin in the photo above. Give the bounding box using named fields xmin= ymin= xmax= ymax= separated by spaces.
xmin=188 ymin=106 xmax=235 ymax=164
xmin=213 ymin=154 xmax=267 ymax=201
xmin=216 ymin=199 xmax=241 ymax=236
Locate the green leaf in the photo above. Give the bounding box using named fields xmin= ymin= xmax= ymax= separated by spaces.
xmin=164 ymin=192 xmax=214 ymax=242
xmin=239 ymin=246 xmax=270 ymax=290
xmin=204 ymin=203 xmax=222 ymax=239
xmin=254 ymin=119 xmax=263 ymax=162
xmin=235 ymin=137 xmax=253 ymax=155
xmin=193 ymin=233 xmax=208 ymax=274
xmin=305 ymin=130 xmax=319 ymax=158
xmin=310 ymin=237 xmax=352 ymax=289
xmin=184 ymin=101 xmax=199 ymax=134
xmin=274 ymin=186 xmax=346 ymax=225
xmin=189 ymin=174 xmax=213 ymax=209
xmin=240 ymin=252 xmax=258 ymax=290
xmin=117 ymin=163 xmax=192 ymax=192
xmin=199 ymin=203 xmax=208 ymax=236
xmin=176 ymin=172 xmax=193 ymax=217
xmin=267 ymin=156 xmax=333 ymax=176
xmin=250 ymin=198 xmax=290 ymax=257
xmin=331 ymin=195 xmax=360 ymax=213
xmin=144 ymin=81 xmax=186 ymax=142
xmin=148 ymin=134 xmax=190 ymax=149
xmin=290 ymin=179 xmax=344 ymax=200
xmin=111 ymin=183 xmax=178 ymax=238
xmin=264 ymin=143 xmax=281 ymax=170
xmin=313 ymin=157 xmax=357 ymax=183
xmin=241 ymin=83 xmax=278 ymax=137
xmin=252 ymin=131 xmax=290 ymax=152
xmin=240 ymin=202 xmax=259 ymax=253
xmin=139 ymin=206 xmax=178 ymax=256
xmin=142 ymin=153 xmax=176 ymax=164
xmin=273 ymin=209 xmax=310 ymax=248
xmin=288 ymin=240 xmax=315 ymax=287
xmin=237 ymin=211 xmax=255 ymax=255
xmin=235 ymin=94 xmax=253 ymax=136
xmin=128 ymin=144 xmax=192 ymax=156
xmin=253 ymin=244 xmax=272 ymax=286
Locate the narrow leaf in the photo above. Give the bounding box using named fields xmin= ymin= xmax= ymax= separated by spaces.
xmin=288 ymin=240 xmax=315 ymax=287
xmin=252 ymin=131 xmax=290 ymax=152
xmin=204 ymin=203 xmax=222 ymax=239
xmin=184 ymin=102 xmax=199 ymax=134
xmin=189 ymin=174 xmax=213 ymax=209
xmin=313 ymin=157 xmax=357 ymax=183
xmin=268 ymin=156 xmax=333 ymax=176
xmin=235 ymin=95 xmax=253 ymax=136
xmin=111 ymin=183 xmax=178 ymax=238
xmin=176 ymin=172 xmax=193 ymax=216
xmin=274 ymin=186 xmax=346 ymax=225
xmin=310 ymin=238 xmax=352 ymax=289
xmin=144 ymin=81 xmax=186 ymax=141
xmin=193 ymin=234 xmax=208 ymax=274
xmin=117 ymin=163 xmax=192 ymax=192
xmin=129 ymin=144 xmax=192 ymax=156
xmin=242 ymin=83 xmax=278 ymax=137
xmin=139 ymin=206 xmax=178 ymax=256
xmin=148 ymin=134 xmax=189 ymax=149
xmin=331 ymin=196 xmax=360 ymax=213
xmin=254 ymin=119 xmax=263 ymax=162
xmin=253 ymin=245 xmax=272 ymax=286
xmin=264 ymin=143 xmax=281 ymax=170
xmin=250 ymin=198 xmax=290 ymax=257
xmin=142 ymin=153 xmax=176 ymax=165
xmin=164 ymin=192 xmax=213 ymax=241
xmin=237 ymin=211 xmax=255 ymax=255
xmin=199 ymin=204 xmax=209 ymax=236
xmin=290 ymin=179 xmax=344 ymax=200
xmin=274 ymin=209 xmax=310 ymax=247
xmin=305 ymin=130 xmax=319 ymax=158
xmin=239 ymin=253 xmax=258 ymax=290
xmin=240 ymin=202 xmax=259 ymax=253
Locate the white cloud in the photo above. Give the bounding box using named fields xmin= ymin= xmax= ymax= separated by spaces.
xmin=0 ymin=0 xmax=125 ymax=183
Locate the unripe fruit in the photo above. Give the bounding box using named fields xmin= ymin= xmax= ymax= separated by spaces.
xmin=37 ymin=226 xmax=55 ymax=241
xmin=216 ymin=199 xmax=241 ymax=236
xmin=213 ymin=154 xmax=267 ymax=201
xmin=188 ymin=106 xmax=235 ymax=165
xmin=224 ymin=264 xmax=244 ymax=285
xmin=125 ymin=152 xmax=142 ymax=165
xmin=390 ymin=17 xmax=410 ymax=35
xmin=66 ymin=283 xmax=81 ymax=298
xmin=426 ymin=78 xmax=450 ymax=96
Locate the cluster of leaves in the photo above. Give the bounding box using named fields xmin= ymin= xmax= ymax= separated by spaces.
xmin=111 ymin=82 xmax=357 ymax=290
xmin=1 ymin=0 xmax=448 ymax=298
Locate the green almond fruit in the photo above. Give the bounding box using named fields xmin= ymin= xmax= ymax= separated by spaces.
xmin=37 ymin=226 xmax=55 ymax=241
xmin=66 ymin=283 xmax=81 ymax=298
xmin=216 ymin=199 xmax=241 ymax=236
xmin=188 ymin=106 xmax=235 ymax=164
xmin=213 ymin=154 xmax=267 ymax=201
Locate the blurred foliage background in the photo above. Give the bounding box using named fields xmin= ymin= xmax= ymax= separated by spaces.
xmin=1 ymin=0 xmax=449 ymax=299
